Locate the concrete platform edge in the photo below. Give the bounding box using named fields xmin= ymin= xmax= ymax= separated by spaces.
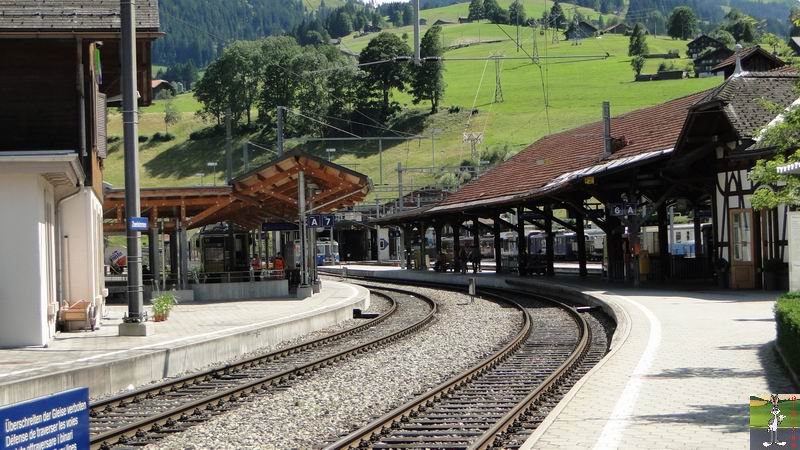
xmin=0 ymin=283 xmax=369 ymax=405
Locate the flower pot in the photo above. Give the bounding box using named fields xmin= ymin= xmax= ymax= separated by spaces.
xmin=153 ymin=312 xmax=168 ymax=322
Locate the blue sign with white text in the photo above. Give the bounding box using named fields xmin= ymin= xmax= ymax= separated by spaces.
xmin=1 ymin=387 xmax=89 ymax=450
xmin=128 ymin=217 xmax=148 ymax=232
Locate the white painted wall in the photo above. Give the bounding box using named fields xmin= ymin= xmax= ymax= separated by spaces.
xmin=0 ymin=174 xmax=52 ymax=346
xmin=59 ymin=188 xmax=105 ymax=321
xmin=790 ymin=212 xmax=800 ymax=292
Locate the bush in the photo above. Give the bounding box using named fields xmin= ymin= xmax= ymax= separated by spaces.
xmin=152 ymin=132 xmax=176 ymax=142
xmin=658 ymin=61 xmax=677 ymax=72
xmin=189 ymin=126 xmax=224 ymax=141
xmin=138 ymin=135 xmax=149 ymax=143
xmin=448 ymin=105 xmax=461 ymax=114
xmin=107 ymin=135 xmax=121 ymax=143
xmin=775 ymin=292 xmax=800 ymax=375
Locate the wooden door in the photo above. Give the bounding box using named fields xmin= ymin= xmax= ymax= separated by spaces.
xmin=729 ymin=208 xmax=755 ymax=289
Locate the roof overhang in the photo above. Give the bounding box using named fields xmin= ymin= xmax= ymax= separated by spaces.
xmin=425 ymin=148 xmax=673 ymax=216
xmin=0 ymin=150 xmax=84 ymax=186
xmin=103 ymin=151 xmax=372 ymax=232
xmin=0 ymin=31 xmax=163 ymax=39
xmin=778 ymin=162 xmax=800 ymax=175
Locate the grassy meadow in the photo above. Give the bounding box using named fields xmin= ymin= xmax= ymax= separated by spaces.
xmin=112 ymin=19 xmax=722 ymax=203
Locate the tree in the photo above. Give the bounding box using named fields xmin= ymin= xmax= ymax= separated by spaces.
xmin=257 ymin=36 xmax=303 ymax=126
xmin=667 ymin=6 xmax=697 ymax=40
xmin=468 ymin=0 xmax=484 ymax=21
xmin=164 ymin=100 xmax=180 ymax=134
xmin=509 ymin=0 xmax=527 ymax=25
xmin=710 ymin=29 xmax=736 ymax=49
xmin=791 ymin=7 xmax=800 ymax=36
xmin=328 ymin=10 xmax=353 ymax=38
xmin=411 ymin=26 xmax=446 ymax=114
xmin=358 ymin=32 xmax=411 ymax=121
xmin=749 ymin=104 xmax=800 ymax=209
xmin=628 ymin=23 xmax=649 ymax=56
xmin=483 ymin=0 xmax=506 ymax=24
xmin=723 ymin=9 xmax=758 ymax=43
xmin=549 ymin=1 xmax=567 ymax=31
xmin=630 ymin=55 xmax=645 ymax=78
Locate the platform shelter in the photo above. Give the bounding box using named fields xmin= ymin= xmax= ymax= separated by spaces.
xmin=103 ymin=150 xmax=370 ymax=292
xmin=376 ymin=70 xmax=799 ymax=290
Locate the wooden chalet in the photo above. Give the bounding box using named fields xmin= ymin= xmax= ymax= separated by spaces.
xmin=603 ymin=23 xmax=630 ymax=35
xmin=711 ymin=45 xmax=786 ymax=79
xmin=687 ymin=34 xmax=726 ymax=59
xmin=673 ymin=72 xmax=798 ymax=289
xmin=693 ymin=47 xmax=734 ymax=77
xmin=790 ymin=37 xmax=800 ymax=56
xmin=565 ymin=21 xmax=598 ymax=40
xmin=0 ymin=0 xmax=160 ymax=346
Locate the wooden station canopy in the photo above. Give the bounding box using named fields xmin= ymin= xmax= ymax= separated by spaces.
xmin=104 ymin=151 xmax=371 ymax=232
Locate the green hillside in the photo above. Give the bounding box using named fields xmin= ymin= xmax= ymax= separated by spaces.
xmin=106 ymin=24 xmax=721 ymax=204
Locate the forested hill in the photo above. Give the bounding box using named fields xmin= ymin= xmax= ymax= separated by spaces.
xmin=626 ymin=0 xmax=792 ymax=35
xmin=154 ymin=0 xmax=305 ymax=66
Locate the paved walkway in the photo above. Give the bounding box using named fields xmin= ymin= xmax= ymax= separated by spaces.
xmin=325 ymin=266 xmax=796 ymax=450
xmin=0 ymin=281 xmax=366 ymax=405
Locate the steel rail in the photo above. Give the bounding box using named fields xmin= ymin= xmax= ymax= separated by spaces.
xmin=468 ymin=287 xmax=591 ymax=450
xmin=90 ymin=288 xmax=436 ymax=449
xmin=91 ymin=291 xmax=397 ymax=414
xmin=323 ymin=287 xmax=533 ymax=449
xmin=322 ymin=275 xmax=591 ymax=450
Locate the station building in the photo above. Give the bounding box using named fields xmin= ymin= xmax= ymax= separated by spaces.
xmin=376 ymin=67 xmax=799 ymax=291
xmin=0 ymin=0 xmax=160 ymax=346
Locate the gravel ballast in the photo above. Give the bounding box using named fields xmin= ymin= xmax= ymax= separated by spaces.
xmin=149 ymin=283 xmax=522 ymax=449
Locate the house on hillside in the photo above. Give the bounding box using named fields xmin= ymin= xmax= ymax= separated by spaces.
xmin=789 ymin=37 xmax=800 ymax=56
xmin=711 ymin=45 xmax=786 ymax=79
xmin=672 ymin=72 xmax=798 ymax=289
xmin=0 ymin=0 xmax=161 ymax=346
xmin=152 ymin=79 xmax=177 ymax=98
xmin=458 ymin=17 xmax=472 ymax=24
xmin=693 ymin=47 xmax=734 ymax=77
xmin=433 ymin=19 xmax=456 ymax=26
xmin=364 ymin=24 xmax=382 ymax=33
xmin=565 ymin=21 xmax=598 ymax=40
xmin=687 ymin=34 xmax=726 ymax=59
xmin=603 ymin=23 xmax=630 ymax=35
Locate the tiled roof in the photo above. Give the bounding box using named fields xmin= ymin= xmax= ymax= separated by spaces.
xmin=0 ymin=0 xmax=160 ymax=31
xmin=695 ymin=72 xmax=799 ymax=139
xmin=431 ymin=91 xmax=710 ymax=212
xmin=711 ymin=45 xmax=785 ymax=72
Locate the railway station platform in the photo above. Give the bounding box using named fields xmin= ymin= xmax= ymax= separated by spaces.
xmin=322 ymin=265 xmax=795 ymax=449
xmin=0 ymin=280 xmax=369 ymax=407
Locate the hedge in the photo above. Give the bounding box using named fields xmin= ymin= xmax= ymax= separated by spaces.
xmin=775 ymin=291 xmax=800 ymax=376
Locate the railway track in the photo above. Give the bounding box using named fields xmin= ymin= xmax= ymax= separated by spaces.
xmin=323 ymin=278 xmax=610 ymax=450
xmin=89 ymin=287 xmax=436 ymax=450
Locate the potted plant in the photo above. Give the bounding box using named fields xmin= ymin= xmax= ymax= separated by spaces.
xmin=152 ymin=292 xmax=177 ymax=322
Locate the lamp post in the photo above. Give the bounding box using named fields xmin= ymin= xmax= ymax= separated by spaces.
xmin=207 ymin=162 xmax=218 ymax=186
xmin=326 ymin=148 xmax=336 ymax=161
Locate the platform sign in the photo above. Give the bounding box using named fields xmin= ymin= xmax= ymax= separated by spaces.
xmin=262 ymin=222 xmax=298 ymax=231
xmin=308 ymin=215 xmax=335 ymax=228
xmin=377 ymin=228 xmax=390 ymax=262
xmin=0 ymin=387 xmax=89 ymax=450
xmin=128 ymin=217 xmax=148 ymax=231
xmin=609 ymin=203 xmax=638 ymax=217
